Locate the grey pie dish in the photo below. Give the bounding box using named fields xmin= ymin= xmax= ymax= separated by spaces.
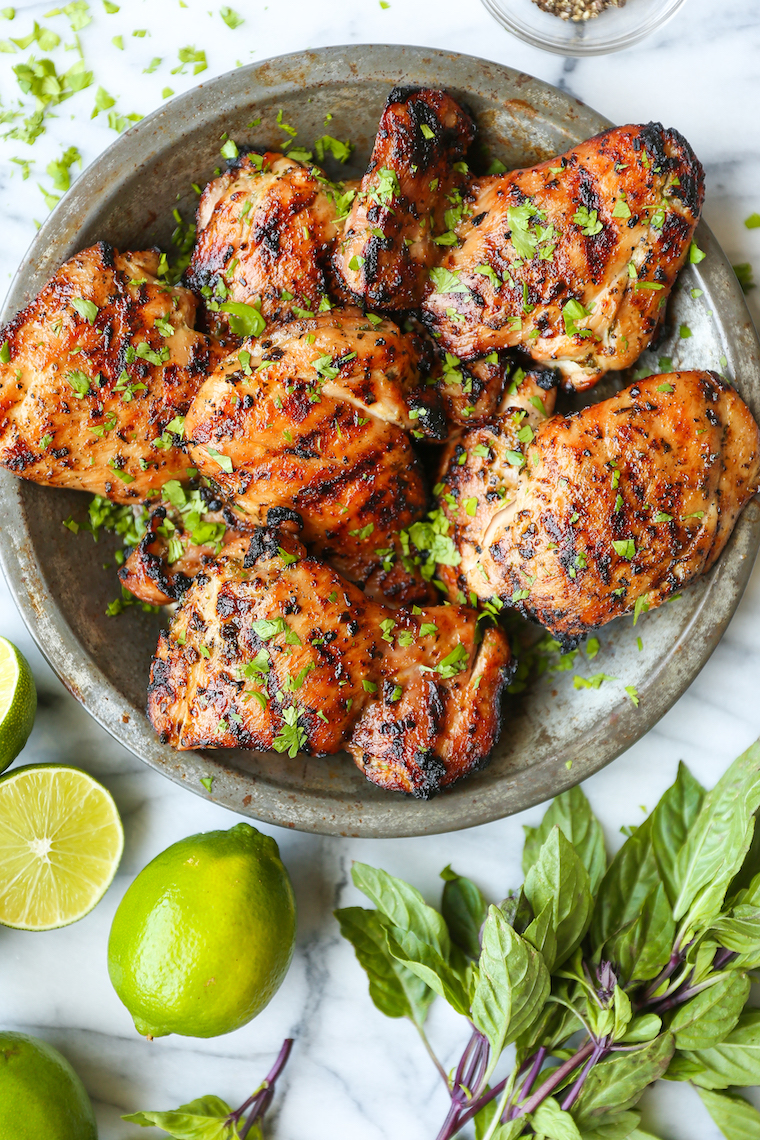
xmin=1 ymin=44 xmax=758 ymax=838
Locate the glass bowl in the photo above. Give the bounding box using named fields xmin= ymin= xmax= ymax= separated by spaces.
xmin=480 ymin=0 xmax=689 ymax=55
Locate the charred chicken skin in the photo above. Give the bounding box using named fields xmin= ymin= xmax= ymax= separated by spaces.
xmin=184 ymin=309 xmax=441 ymax=605
xmin=186 ymin=151 xmax=354 ymax=329
xmin=147 ymin=528 xmax=512 ymax=797
xmin=0 ymin=243 xmax=220 ymax=501
xmin=421 ymin=123 xmax=705 ymax=390
xmin=336 ymin=87 xmax=476 ymax=310
xmin=438 ymin=372 xmax=760 ymax=644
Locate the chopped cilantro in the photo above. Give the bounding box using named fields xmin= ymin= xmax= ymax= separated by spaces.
xmin=572 ymin=206 xmax=603 ymax=236
xmin=429 ymin=267 xmax=470 ymax=295
xmin=220 ymin=138 xmax=239 ymax=160
xmin=653 ymin=511 xmax=672 ymax=523
xmin=220 ymin=5 xmax=244 ymax=27
xmin=734 ymin=263 xmax=755 ymax=293
xmin=66 ymin=369 xmax=90 ymax=398
xmin=0 ymin=341 xmax=9 ymax=364
xmin=625 ymin=685 xmax=640 ymax=707
xmin=272 ymin=706 xmax=306 ymax=758
xmin=206 ymin=447 xmax=233 ymax=474
xmin=221 ymin=299 xmax=265 ymax=337
xmin=362 ymin=679 xmax=378 ymax=693
xmin=612 ymin=196 xmax=631 ymax=220
xmin=200 ymin=775 xmax=214 ymax=791
xmin=744 ymin=214 xmax=760 ymax=230
xmin=633 ymin=594 xmax=650 ymax=625
xmin=689 ymin=240 xmax=706 ymax=262
xmin=562 ymin=298 xmax=592 ymax=338
xmin=612 ymin=538 xmax=635 ymax=560
xmin=679 ymin=324 xmax=692 ymax=339
xmin=574 ymin=673 xmax=616 ymax=690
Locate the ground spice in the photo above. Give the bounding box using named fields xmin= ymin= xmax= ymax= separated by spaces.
xmin=532 ymin=0 xmax=625 ymax=19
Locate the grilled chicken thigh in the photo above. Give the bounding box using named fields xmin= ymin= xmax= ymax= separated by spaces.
xmin=0 ymin=243 xmax=219 ymax=501
xmin=147 ymin=528 xmax=512 ymax=797
xmin=438 ymin=372 xmax=760 ymax=643
xmin=336 ymin=87 xmax=476 ymax=310
xmin=184 ymin=309 xmax=439 ymax=604
xmin=421 ymin=123 xmax=704 ymax=390
xmin=186 ymin=151 xmax=354 ymax=329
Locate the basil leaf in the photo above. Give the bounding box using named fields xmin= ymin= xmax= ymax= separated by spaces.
xmin=669 ymin=971 xmax=750 ymax=1049
xmin=351 ymin=863 xmax=450 ymax=956
xmin=440 ymin=865 xmax=488 ymax=959
xmin=334 ymin=906 xmax=433 ymax=1026
xmin=619 ymin=1013 xmax=662 ymax=1044
xmin=590 ymin=817 xmax=660 ymax=949
xmin=579 ymin=1112 xmax=642 ymax=1140
xmin=473 ymin=1094 xmax=499 ymax=1140
xmin=679 ymin=1010 xmax=760 ymax=1088
xmin=523 ymin=785 xmax=606 ymax=893
xmin=572 ymin=1033 xmax=674 ymax=1128
xmin=471 ymin=904 xmax=550 ymax=1058
xmin=672 ymin=741 xmax=760 ymax=926
xmin=726 ymin=819 xmax=760 ymax=899
xmin=697 ymin=1087 xmax=760 ymax=1139
xmin=525 ymin=827 xmax=592 ymax=968
xmin=662 ymin=1052 xmax=708 ymax=1083
xmin=606 ymin=882 xmax=674 ymax=985
xmin=531 ymin=1096 xmax=583 ymax=1140
xmin=501 ymin=886 xmax=533 ymax=934
xmin=523 ymin=900 xmax=558 ymax=968
xmin=709 ymin=905 xmax=760 ymax=964
xmin=651 ymin=761 xmax=704 ymax=906
xmin=385 ymin=926 xmax=470 ymax=1016
xmin=122 ymin=1095 xmax=233 ymax=1138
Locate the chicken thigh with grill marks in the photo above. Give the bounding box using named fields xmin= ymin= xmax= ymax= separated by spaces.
xmin=436 ymin=372 xmax=760 ymax=644
xmin=421 ymin=123 xmax=705 ymax=391
xmin=336 ymin=86 xmax=476 ymax=310
xmin=186 ymin=151 xmax=355 ymax=330
xmin=147 ymin=528 xmax=512 ymax=798
xmin=0 ymin=242 xmax=221 ymax=501
xmin=183 ymin=309 xmax=442 ymax=605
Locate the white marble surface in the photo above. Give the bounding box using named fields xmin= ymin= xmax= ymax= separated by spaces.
xmin=1 ymin=1 xmax=760 ymax=1137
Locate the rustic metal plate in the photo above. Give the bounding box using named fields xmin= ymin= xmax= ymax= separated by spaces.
xmin=1 ymin=45 xmax=758 ymax=837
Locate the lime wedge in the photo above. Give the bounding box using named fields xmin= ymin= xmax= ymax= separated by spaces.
xmin=0 ymin=764 xmax=124 ymax=930
xmin=0 ymin=637 xmax=36 ymax=774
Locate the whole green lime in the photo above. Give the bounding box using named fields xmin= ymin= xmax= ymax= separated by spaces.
xmin=0 ymin=1031 xmax=97 ymax=1140
xmin=107 ymin=822 xmax=296 ymax=1038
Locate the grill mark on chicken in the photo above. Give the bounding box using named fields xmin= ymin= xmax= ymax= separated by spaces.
xmin=147 ymin=529 xmax=512 ymax=797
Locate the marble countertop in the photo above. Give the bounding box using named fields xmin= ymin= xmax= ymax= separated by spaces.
xmin=2 ymin=0 xmax=760 ymax=1136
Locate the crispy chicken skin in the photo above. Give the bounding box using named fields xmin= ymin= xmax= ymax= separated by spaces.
xmin=440 ymin=372 xmax=760 ymax=643
xmin=147 ymin=528 xmax=512 ymax=797
xmin=184 ymin=310 xmax=437 ymax=605
xmin=421 ymin=123 xmax=705 ymax=390
xmin=0 ymin=243 xmax=220 ymax=501
xmin=186 ymin=151 xmax=353 ymax=327
xmin=336 ymin=87 xmax=476 ymax=310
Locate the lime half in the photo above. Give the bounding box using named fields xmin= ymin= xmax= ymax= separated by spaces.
xmin=0 ymin=764 xmax=123 ymax=930
xmin=0 ymin=637 xmax=36 ymax=774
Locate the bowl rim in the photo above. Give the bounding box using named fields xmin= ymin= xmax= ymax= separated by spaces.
xmin=0 ymin=42 xmax=758 ymax=838
xmin=479 ymin=0 xmax=690 ymax=56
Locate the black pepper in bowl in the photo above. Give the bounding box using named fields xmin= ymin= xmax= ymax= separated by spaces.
xmin=532 ymin=0 xmax=625 ymax=19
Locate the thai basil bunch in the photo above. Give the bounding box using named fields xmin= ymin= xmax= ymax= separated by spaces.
xmin=336 ymin=744 xmax=760 ymax=1140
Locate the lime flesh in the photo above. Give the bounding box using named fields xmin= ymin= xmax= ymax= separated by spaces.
xmin=0 ymin=1031 xmax=97 ymax=1140
xmin=108 ymin=822 xmax=296 ymax=1038
xmin=0 ymin=764 xmax=123 ymax=930
xmin=0 ymin=637 xmax=36 ymax=774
